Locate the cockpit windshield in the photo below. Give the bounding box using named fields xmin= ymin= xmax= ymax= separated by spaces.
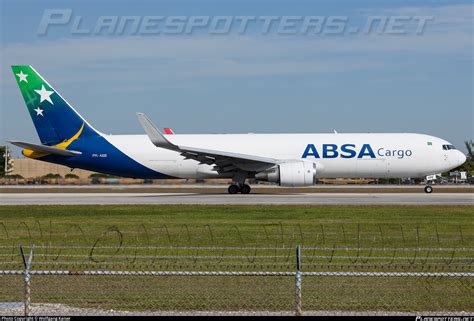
xmin=442 ymin=144 xmax=456 ymax=151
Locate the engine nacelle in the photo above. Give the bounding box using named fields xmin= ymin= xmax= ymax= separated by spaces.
xmin=255 ymin=161 xmax=317 ymax=187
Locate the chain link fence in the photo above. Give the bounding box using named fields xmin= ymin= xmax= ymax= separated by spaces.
xmin=0 ymin=245 xmax=472 ymax=316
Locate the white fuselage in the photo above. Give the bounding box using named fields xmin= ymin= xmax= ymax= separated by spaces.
xmin=103 ymin=133 xmax=465 ymax=179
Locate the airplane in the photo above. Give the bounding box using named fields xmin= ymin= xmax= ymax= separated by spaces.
xmin=9 ymin=65 xmax=466 ymax=194
xmin=163 ymin=128 xmax=175 ymax=135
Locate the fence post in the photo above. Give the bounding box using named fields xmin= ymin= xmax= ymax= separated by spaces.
xmin=20 ymin=245 xmax=34 ymax=317
xmin=295 ymin=245 xmax=302 ymax=316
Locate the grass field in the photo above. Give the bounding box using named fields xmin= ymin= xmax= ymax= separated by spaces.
xmin=0 ymin=205 xmax=472 ymax=270
xmin=2 ymin=273 xmax=471 ymax=314
xmin=0 ymin=205 xmax=472 ymax=313
xmin=0 ymin=205 xmax=472 ymax=247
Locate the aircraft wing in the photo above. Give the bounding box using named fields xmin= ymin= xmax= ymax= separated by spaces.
xmin=137 ymin=113 xmax=277 ymax=173
xmin=9 ymin=141 xmax=82 ymax=156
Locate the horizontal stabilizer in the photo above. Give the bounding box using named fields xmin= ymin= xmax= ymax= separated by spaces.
xmin=9 ymin=141 xmax=82 ymax=156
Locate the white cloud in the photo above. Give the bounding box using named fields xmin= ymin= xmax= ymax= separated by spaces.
xmin=358 ymin=3 xmax=473 ymax=34
xmin=1 ymin=33 xmax=469 ymax=81
xmin=0 ymin=4 xmax=471 ymax=91
xmin=0 ymin=36 xmax=386 ymax=91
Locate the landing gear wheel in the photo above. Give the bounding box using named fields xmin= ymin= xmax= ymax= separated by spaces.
xmin=240 ymin=184 xmax=251 ymax=194
xmin=424 ymin=186 xmax=433 ymax=194
xmin=228 ymin=184 xmax=240 ymax=194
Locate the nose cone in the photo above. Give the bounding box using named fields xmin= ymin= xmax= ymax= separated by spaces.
xmin=456 ymin=151 xmax=467 ymax=166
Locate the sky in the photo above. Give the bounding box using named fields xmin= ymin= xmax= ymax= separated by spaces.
xmin=0 ymin=0 xmax=472 ymax=157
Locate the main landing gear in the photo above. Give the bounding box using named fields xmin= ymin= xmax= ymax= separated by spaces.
xmin=424 ymin=185 xmax=433 ymax=193
xmin=228 ymin=184 xmax=251 ymax=194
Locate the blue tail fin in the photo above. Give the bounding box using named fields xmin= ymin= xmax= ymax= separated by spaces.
xmin=12 ymin=65 xmax=100 ymax=145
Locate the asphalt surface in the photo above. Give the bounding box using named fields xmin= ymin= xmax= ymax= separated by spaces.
xmin=1 ymin=192 xmax=472 ymax=205
xmin=1 ymin=184 xmax=473 ymax=194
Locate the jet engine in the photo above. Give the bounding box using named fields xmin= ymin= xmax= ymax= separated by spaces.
xmin=255 ymin=161 xmax=317 ymax=187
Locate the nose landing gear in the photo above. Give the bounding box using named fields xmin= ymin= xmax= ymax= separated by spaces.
xmin=227 ymin=184 xmax=252 ymax=194
xmin=424 ymin=185 xmax=433 ymax=193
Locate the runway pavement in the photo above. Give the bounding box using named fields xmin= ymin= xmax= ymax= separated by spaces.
xmin=1 ymin=192 xmax=472 ymax=205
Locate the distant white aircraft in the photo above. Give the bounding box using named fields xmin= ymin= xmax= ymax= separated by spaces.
xmin=9 ymin=66 xmax=466 ymax=194
xmin=163 ymin=127 xmax=175 ymax=135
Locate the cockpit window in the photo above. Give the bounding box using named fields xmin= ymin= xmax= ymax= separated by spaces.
xmin=442 ymin=144 xmax=456 ymax=150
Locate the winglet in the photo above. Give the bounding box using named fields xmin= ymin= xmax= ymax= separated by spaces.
xmin=136 ymin=113 xmax=179 ymax=151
